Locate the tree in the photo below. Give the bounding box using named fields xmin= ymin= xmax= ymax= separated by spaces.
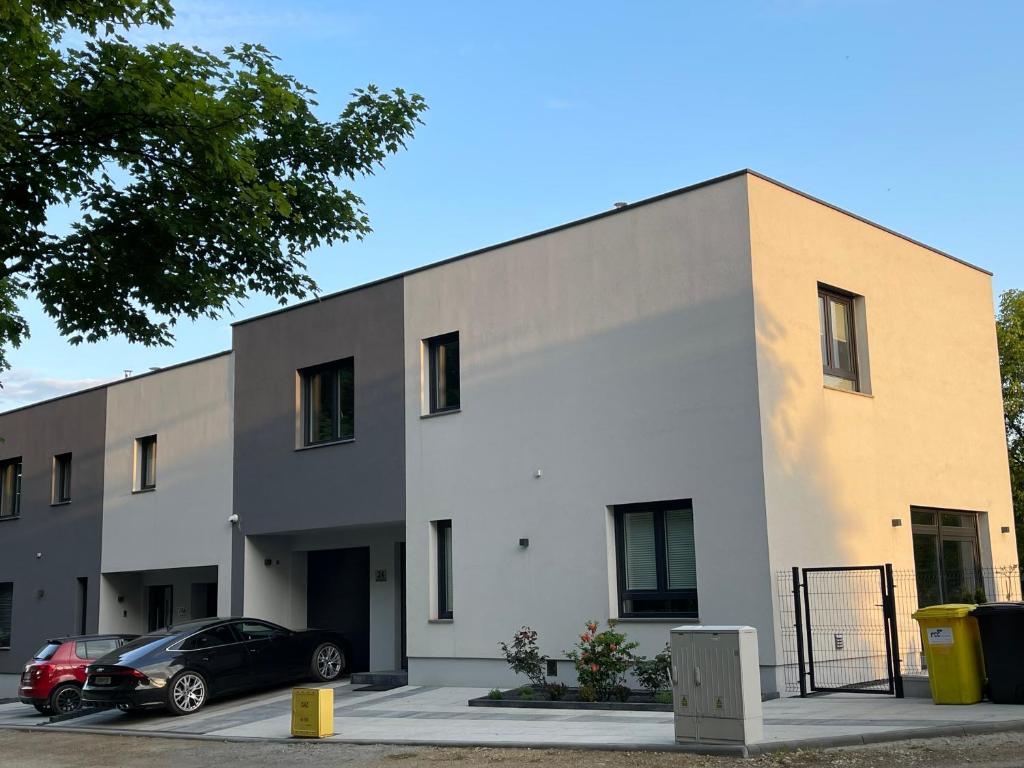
xmin=0 ymin=1 xmax=426 ymax=371
xmin=996 ymin=289 xmax=1024 ymax=565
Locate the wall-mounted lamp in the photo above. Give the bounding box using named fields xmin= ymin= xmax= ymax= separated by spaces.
xmin=891 ymin=519 xmax=903 ymax=527
xmin=264 ymin=558 xmax=273 ymax=567
xmin=534 ymin=469 xmax=543 ymax=479
xmin=117 ymin=595 xmax=125 ymax=603
xmin=35 ymin=552 xmax=42 ymax=559
xmin=1001 ymin=526 xmax=1011 ymax=534
xmin=36 ymin=589 xmax=45 ymax=599
xmin=518 ymin=538 xmax=530 ymax=548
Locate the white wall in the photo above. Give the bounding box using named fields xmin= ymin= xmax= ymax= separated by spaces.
xmin=100 ymin=354 xmax=234 ymax=618
xmin=403 ymin=176 xmax=776 ymax=686
xmin=243 ymin=524 xmax=404 ymax=671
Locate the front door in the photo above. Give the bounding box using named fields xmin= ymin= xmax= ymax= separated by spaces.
xmin=307 ymin=548 xmax=370 ymax=672
xmin=911 ymin=508 xmax=984 ymax=606
xmin=147 ymin=584 xmax=173 ymax=631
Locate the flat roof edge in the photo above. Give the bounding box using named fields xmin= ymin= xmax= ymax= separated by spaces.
xmin=0 ymin=349 xmax=232 ymax=418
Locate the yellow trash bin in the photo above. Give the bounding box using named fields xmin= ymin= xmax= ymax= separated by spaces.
xmin=291 ymin=687 xmax=333 ymax=737
xmin=912 ymin=604 xmax=985 ymax=704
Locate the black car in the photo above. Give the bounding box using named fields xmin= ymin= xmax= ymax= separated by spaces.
xmin=82 ymin=617 xmax=349 ymax=715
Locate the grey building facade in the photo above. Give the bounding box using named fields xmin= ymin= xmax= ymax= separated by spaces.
xmin=0 ymin=387 xmax=108 ymax=695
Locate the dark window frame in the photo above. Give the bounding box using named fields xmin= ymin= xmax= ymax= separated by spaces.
xmin=426 ymin=332 xmax=460 ymax=414
xmin=911 ymin=507 xmax=984 ymax=606
xmin=818 ymin=286 xmax=859 ymax=389
xmin=135 ymin=435 xmax=157 ymax=491
xmin=435 ymin=519 xmax=453 ymax=619
xmin=0 ymin=581 xmax=12 ymax=649
xmin=52 ymin=452 xmax=72 ymax=505
xmin=0 ymin=457 xmax=22 ymax=519
xmin=299 ymin=357 xmax=355 ymax=447
xmin=613 ymin=500 xmax=698 ymax=619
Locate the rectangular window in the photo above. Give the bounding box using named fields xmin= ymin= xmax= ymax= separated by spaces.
xmin=0 ymin=458 xmax=22 ymax=519
xmin=614 ymin=500 xmax=698 ymax=618
xmin=300 ymin=358 xmax=355 ymax=445
xmin=818 ymin=287 xmax=859 ymax=391
xmin=426 ymin=332 xmax=460 ymax=413
xmin=135 ymin=436 xmax=157 ymax=491
xmin=0 ymin=582 xmax=12 ymax=649
xmin=52 ymin=453 xmax=72 ymax=504
xmin=435 ymin=520 xmax=453 ymax=619
xmin=911 ymin=508 xmax=984 ymax=606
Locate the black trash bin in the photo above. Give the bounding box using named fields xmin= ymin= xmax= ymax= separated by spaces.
xmin=971 ymin=603 xmax=1024 ymax=704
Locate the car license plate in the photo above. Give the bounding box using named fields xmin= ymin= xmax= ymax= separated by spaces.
xmin=93 ymin=676 xmax=111 ymax=686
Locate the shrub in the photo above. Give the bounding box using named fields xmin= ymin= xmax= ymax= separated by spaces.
xmin=545 ymin=682 xmax=568 ymax=701
xmin=578 ymin=684 xmax=598 ymax=702
xmin=634 ymin=643 xmax=672 ymax=694
xmin=564 ymin=619 xmax=638 ymax=701
xmin=487 ymin=688 xmax=503 ymax=700
xmin=498 ymin=626 xmax=548 ymax=686
xmin=611 ymin=684 xmax=631 ymax=702
xmin=654 ymin=690 xmax=673 ymax=705
xmin=518 ymin=685 xmax=534 ymax=699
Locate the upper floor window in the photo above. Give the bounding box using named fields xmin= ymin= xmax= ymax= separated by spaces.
xmin=426 ymin=332 xmax=460 ymax=414
xmin=135 ymin=436 xmax=157 ymax=491
xmin=0 ymin=458 xmax=22 ymax=519
xmin=52 ymin=453 xmax=72 ymax=504
xmin=818 ymin=286 xmax=859 ymax=391
xmin=614 ymin=500 xmax=698 ymax=618
xmin=300 ymin=358 xmax=355 ymax=446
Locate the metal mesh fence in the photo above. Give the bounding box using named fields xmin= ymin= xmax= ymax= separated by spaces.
xmin=777 ymin=564 xmax=1023 ymax=696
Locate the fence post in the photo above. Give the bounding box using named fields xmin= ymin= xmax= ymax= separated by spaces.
xmin=792 ymin=566 xmax=807 ymax=697
xmin=885 ymin=563 xmax=904 ymax=698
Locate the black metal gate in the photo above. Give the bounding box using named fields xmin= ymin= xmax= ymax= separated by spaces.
xmin=790 ymin=564 xmax=904 ymax=697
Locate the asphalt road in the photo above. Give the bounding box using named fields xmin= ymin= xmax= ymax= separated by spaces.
xmin=3 ymin=729 xmax=1024 ymax=768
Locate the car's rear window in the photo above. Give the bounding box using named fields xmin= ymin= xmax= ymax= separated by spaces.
xmin=76 ymin=638 xmax=120 ymax=660
xmin=34 ymin=643 xmax=62 ymax=660
xmin=112 ymin=633 xmax=172 ymax=663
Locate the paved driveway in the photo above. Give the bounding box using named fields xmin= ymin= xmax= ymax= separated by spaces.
xmin=4 ymin=683 xmax=1024 ymax=755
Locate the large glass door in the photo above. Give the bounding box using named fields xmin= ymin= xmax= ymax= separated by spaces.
xmin=911 ymin=509 xmax=984 ymax=606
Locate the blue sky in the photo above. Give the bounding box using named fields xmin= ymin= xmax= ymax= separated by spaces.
xmin=3 ymin=0 xmax=1022 ymax=407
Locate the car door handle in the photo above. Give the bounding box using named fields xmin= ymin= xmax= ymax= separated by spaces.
xmin=249 ymin=648 xmax=258 ymax=654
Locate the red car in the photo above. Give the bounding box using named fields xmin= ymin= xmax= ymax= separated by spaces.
xmin=19 ymin=634 xmax=137 ymax=715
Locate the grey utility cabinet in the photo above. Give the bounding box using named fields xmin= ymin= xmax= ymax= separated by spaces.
xmin=670 ymin=625 xmax=763 ymax=745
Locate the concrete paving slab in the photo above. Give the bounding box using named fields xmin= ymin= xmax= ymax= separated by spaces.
xmin=4 ymin=682 xmax=1024 ymax=755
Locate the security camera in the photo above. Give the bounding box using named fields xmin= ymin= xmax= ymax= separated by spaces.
xmin=227 ymin=513 xmax=239 ymax=524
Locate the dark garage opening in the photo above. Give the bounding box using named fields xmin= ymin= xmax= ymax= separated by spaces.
xmin=307 ymin=547 xmax=370 ymax=673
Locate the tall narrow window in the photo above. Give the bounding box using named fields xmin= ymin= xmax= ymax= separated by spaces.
xmin=0 ymin=458 xmax=22 ymax=519
xmin=818 ymin=287 xmax=859 ymax=391
xmin=135 ymin=436 xmax=157 ymax=491
xmin=0 ymin=582 xmax=12 ymax=649
xmin=614 ymin=500 xmax=698 ymax=618
xmin=435 ymin=520 xmax=453 ymax=619
xmin=300 ymin=358 xmax=355 ymax=446
xmin=426 ymin=332 xmax=460 ymax=413
xmin=52 ymin=453 xmax=72 ymax=504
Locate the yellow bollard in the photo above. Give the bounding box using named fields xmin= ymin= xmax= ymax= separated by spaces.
xmin=291 ymin=687 xmax=333 ymax=738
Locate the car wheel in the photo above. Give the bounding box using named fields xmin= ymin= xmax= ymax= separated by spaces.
xmin=48 ymin=683 xmax=82 ymax=715
xmin=33 ymin=703 xmax=52 ymax=715
xmin=167 ymin=670 xmax=208 ymax=716
xmin=310 ymin=642 xmax=345 ymax=682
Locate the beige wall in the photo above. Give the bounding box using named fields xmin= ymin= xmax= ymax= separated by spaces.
xmin=100 ymin=354 xmax=234 ymax=619
xmin=748 ymin=174 xmax=1019 ymax=666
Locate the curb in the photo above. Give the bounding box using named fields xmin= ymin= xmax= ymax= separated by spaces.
xmin=5 ymin=718 xmax=1024 ymax=757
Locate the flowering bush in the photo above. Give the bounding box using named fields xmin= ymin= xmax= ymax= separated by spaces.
xmin=498 ymin=626 xmax=548 ymax=686
xmin=633 ymin=643 xmax=672 ymax=694
xmin=564 ymin=619 xmax=638 ymax=701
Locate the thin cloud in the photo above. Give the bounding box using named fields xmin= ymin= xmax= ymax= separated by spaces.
xmin=0 ymin=370 xmax=111 ymax=411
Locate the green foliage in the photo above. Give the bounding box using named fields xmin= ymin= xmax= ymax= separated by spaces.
xmin=0 ymin=0 xmax=426 ymax=370
xmin=487 ymin=688 xmax=503 ymax=700
xmin=498 ymin=626 xmax=548 ymax=687
xmin=544 ymin=682 xmax=567 ymax=701
xmin=517 ymin=685 xmax=534 ymax=699
xmin=633 ymin=643 xmax=672 ymax=694
xmin=577 ymin=684 xmax=597 ymax=703
xmin=654 ymin=690 xmax=673 ymax=705
xmin=564 ymin=619 xmax=638 ymax=701
xmin=997 ymin=290 xmax=1024 ymax=565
